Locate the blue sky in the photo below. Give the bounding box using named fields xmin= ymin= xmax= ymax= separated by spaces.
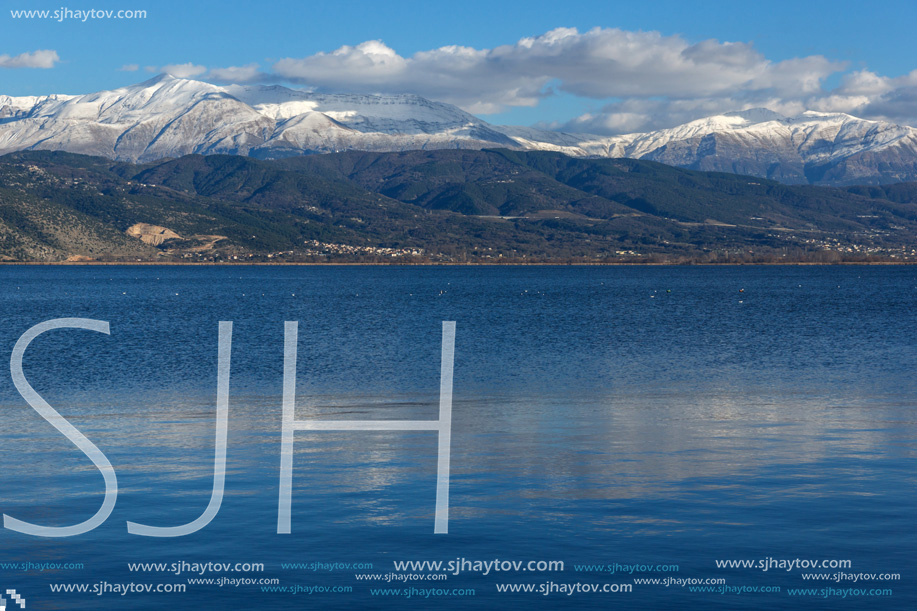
xmin=3 ymin=0 xmax=917 ymax=132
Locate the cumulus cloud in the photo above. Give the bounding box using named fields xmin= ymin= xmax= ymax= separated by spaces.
xmin=158 ymin=63 xmax=207 ymax=78
xmin=828 ymin=69 xmax=917 ymax=127
xmin=0 ymin=49 xmax=60 ymax=69
xmin=208 ymin=63 xmax=264 ymax=83
xmin=271 ymin=39 xmax=539 ymax=111
xmin=271 ymin=34 xmax=548 ymax=109
xmin=588 ymin=67 xmax=917 ymax=135
xmin=554 ymin=98 xmax=773 ymax=135
xmin=266 ymin=27 xmax=847 ymax=116
xmin=142 ymin=26 xmax=917 ymax=134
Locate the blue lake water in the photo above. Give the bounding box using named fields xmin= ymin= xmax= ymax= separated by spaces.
xmin=0 ymin=264 xmax=915 ymax=609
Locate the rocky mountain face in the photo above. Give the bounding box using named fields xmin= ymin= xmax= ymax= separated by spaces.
xmin=2 ymin=76 xmax=917 ymax=185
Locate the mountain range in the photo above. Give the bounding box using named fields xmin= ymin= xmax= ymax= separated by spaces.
xmin=2 ymin=75 xmax=917 ymax=186
xmin=2 ymin=149 xmax=917 ymax=263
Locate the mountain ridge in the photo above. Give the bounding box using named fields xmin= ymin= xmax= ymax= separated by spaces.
xmin=2 ymin=75 xmax=917 ymax=186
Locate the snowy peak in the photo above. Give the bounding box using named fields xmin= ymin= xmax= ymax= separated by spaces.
xmin=620 ymin=110 xmax=917 ymax=184
xmin=722 ymin=108 xmax=788 ymax=124
xmin=27 ymin=74 xmax=236 ymax=124
xmin=225 ymin=83 xmax=492 ymax=135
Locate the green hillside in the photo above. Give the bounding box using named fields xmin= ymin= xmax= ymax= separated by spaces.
xmin=1 ymin=149 xmax=915 ymax=263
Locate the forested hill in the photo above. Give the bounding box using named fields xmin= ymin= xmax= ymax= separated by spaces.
xmin=1 ymin=149 xmax=916 ymax=263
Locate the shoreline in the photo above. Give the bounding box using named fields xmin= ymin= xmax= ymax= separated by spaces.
xmin=1 ymin=260 xmax=915 ymax=267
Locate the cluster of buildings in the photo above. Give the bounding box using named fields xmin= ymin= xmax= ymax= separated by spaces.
xmin=302 ymin=240 xmax=424 ymax=258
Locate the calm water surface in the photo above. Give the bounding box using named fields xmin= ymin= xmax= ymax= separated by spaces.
xmin=0 ymin=265 xmax=915 ymax=609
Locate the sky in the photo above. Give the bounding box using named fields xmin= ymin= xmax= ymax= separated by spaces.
xmin=2 ymin=0 xmax=917 ymax=134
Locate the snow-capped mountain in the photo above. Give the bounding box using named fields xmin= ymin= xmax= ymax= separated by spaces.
xmin=2 ymin=75 xmax=917 ymax=185
xmin=0 ymin=74 xmax=518 ymax=161
xmin=606 ymin=109 xmax=917 ymax=185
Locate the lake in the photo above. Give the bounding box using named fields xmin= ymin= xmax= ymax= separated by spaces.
xmin=0 ymin=264 xmax=914 ymax=609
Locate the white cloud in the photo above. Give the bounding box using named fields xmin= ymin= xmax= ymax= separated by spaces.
xmin=820 ymin=69 xmax=917 ymax=127
xmin=134 ymin=26 xmax=917 ymax=133
xmin=266 ymin=27 xmax=847 ymax=116
xmin=0 ymin=49 xmax=60 ymax=69
xmin=158 ymin=63 xmax=207 ymax=78
xmin=118 ymin=63 xmax=140 ymax=72
xmin=208 ymin=63 xmax=263 ymax=83
xmin=557 ymin=98 xmax=763 ymax=135
xmin=272 ymin=36 xmax=548 ymax=109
